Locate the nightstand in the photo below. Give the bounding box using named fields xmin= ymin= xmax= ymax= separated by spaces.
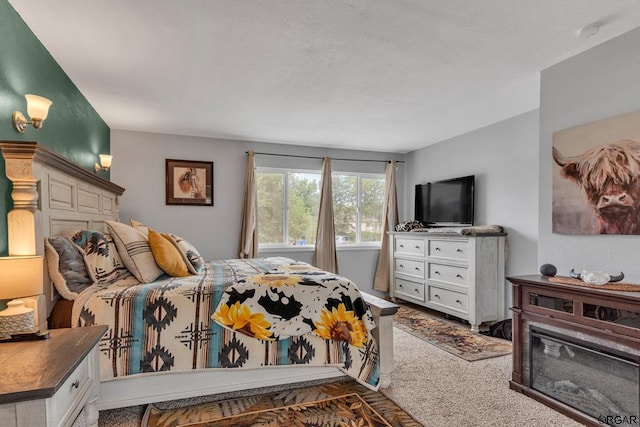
xmin=0 ymin=325 xmax=106 ymax=427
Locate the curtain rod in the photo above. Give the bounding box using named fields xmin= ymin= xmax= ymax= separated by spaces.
xmin=248 ymin=151 xmax=404 ymax=163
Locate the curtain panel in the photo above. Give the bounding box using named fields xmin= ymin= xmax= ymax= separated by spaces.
xmin=313 ymin=157 xmax=338 ymax=273
xmin=239 ymin=150 xmax=258 ymax=258
xmin=373 ymin=160 xmax=398 ymax=291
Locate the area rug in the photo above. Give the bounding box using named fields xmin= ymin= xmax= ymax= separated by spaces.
xmin=393 ymin=302 xmax=512 ymax=361
xmin=142 ymin=379 xmax=422 ymax=427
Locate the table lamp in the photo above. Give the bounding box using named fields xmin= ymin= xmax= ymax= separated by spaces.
xmin=0 ymin=256 xmax=43 ymax=337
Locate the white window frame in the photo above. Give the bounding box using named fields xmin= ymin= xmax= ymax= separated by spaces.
xmin=257 ymin=167 xmax=320 ymax=250
xmin=257 ymin=167 xmax=385 ymax=251
xmin=332 ymin=171 xmax=385 ymax=248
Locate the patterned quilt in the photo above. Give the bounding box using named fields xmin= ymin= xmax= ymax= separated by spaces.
xmin=72 ymin=257 xmax=380 ymax=389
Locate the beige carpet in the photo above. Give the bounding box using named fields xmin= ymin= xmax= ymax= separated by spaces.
xmin=382 ymin=327 xmax=583 ymax=426
xmin=392 ymin=302 xmax=512 ymax=361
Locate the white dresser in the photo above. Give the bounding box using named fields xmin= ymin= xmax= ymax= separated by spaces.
xmin=389 ymin=231 xmax=507 ymax=332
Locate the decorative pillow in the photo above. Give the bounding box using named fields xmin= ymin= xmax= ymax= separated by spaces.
xmin=148 ymin=228 xmax=191 ymax=277
xmin=129 ymin=219 xmax=149 ymax=238
xmin=71 ymin=230 xmax=133 ymax=285
xmin=164 ymin=234 xmax=205 ymax=274
xmin=395 ymin=220 xmax=424 ymax=232
xmin=44 ymin=237 xmax=94 ymax=300
xmin=106 ymin=220 xmax=164 ymax=283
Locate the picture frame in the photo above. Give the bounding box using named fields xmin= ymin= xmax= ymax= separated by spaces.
xmin=165 ymin=159 xmax=213 ymax=206
xmin=552 ymin=109 xmax=640 ymax=235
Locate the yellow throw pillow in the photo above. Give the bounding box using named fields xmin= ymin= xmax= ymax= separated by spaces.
xmin=148 ymin=228 xmax=191 ymax=277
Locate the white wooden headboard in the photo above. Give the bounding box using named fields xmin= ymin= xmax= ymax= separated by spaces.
xmin=0 ymin=141 xmax=125 ymax=322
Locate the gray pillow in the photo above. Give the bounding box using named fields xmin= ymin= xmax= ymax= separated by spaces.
xmin=44 ymin=237 xmax=94 ymax=300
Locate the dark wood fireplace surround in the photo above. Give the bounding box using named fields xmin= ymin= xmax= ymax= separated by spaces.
xmin=508 ymin=275 xmax=640 ymax=426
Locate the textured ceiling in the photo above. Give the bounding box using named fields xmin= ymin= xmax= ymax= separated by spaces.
xmin=9 ymin=0 xmax=640 ymax=153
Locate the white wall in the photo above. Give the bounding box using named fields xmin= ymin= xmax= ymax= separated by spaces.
xmin=405 ymin=110 xmax=540 ymax=315
xmin=539 ymin=27 xmax=640 ymax=281
xmin=110 ymin=130 xmax=404 ymax=295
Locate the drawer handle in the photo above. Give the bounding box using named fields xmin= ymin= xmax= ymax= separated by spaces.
xmin=415 ymin=245 xmax=420 ymax=249
xmin=398 ymin=284 xmax=404 ymax=288
xmin=414 ymin=288 xmax=420 ymax=293
xmin=434 ymin=271 xmax=440 ymax=275
xmin=456 ymin=248 xmax=463 ymax=253
xmin=456 ymin=299 xmax=462 ymax=304
xmin=456 ymin=274 xmax=463 ymax=278
xmin=71 ymin=380 xmax=79 ymax=389
xmin=399 ymin=264 xmax=404 ymax=268
xmin=415 ymin=267 xmax=420 ymax=271
xmin=400 ymin=244 xmax=404 ymax=248
xmin=435 ymin=247 xmax=441 ymax=251
xmin=434 ymin=294 xmax=440 ymax=299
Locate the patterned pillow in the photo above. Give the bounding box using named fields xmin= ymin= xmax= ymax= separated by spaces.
xmin=44 ymin=237 xmax=94 ymax=300
xmin=395 ymin=220 xmax=424 ymax=232
xmin=148 ymin=229 xmax=191 ymax=277
xmin=164 ymin=234 xmax=205 ymax=274
xmin=71 ymin=230 xmax=133 ymax=285
xmin=106 ymin=220 xmax=164 ymax=283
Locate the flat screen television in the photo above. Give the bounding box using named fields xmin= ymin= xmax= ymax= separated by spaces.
xmin=415 ymin=175 xmax=475 ymax=226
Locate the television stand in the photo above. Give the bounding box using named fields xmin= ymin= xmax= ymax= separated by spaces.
xmin=389 ymin=231 xmax=507 ymax=332
xmin=507 ymin=275 xmax=640 ymax=425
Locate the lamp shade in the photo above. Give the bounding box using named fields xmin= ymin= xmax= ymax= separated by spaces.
xmin=99 ymin=154 xmax=113 ymax=169
xmin=0 ymin=256 xmax=43 ymax=300
xmin=25 ymin=94 xmax=53 ymax=121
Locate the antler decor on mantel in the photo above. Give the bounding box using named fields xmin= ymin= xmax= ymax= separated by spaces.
xmin=569 ymin=269 xmax=625 ymax=285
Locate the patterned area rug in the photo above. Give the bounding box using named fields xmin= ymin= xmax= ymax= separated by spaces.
xmin=393 ymin=302 xmax=512 ymax=361
xmin=142 ymin=380 xmax=421 ymax=427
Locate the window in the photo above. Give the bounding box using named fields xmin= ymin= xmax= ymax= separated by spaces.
xmin=257 ymin=169 xmax=320 ymax=246
xmin=333 ymin=173 xmax=385 ymax=245
xmin=257 ymin=168 xmax=385 ymax=248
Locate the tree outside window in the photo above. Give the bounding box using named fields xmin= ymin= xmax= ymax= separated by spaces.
xmin=257 ymin=168 xmax=384 ymax=247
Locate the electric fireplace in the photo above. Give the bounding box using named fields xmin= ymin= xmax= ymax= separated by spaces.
xmin=509 ymin=275 xmax=640 ymax=426
xmin=530 ymin=327 xmax=639 ymax=425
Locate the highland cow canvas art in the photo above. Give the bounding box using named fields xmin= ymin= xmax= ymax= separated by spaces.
xmin=553 ymin=109 xmax=640 ymax=235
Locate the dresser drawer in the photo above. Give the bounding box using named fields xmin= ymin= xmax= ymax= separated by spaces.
xmin=51 ymin=355 xmax=91 ymax=424
xmin=428 ymin=239 xmax=468 ymax=261
xmin=395 ymin=278 xmax=425 ymax=302
xmin=428 ymin=286 xmax=468 ymax=314
xmin=395 ymin=258 xmax=425 ymax=279
xmin=428 ymin=263 xmax=468 ymax=286
xmin=395 ymin=237 xmax=425 ymax=257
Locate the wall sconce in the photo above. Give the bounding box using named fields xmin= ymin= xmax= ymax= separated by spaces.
xmin=94 ymin=154 xmax=113 ymax=174
xmin=0 ymin=256 xmax=43 ymax=337
xmin=12 ymin=94 xmax=53 ymax=133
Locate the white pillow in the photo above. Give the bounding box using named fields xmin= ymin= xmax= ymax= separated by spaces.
xmin=106 ymin=220 xmax=164 ymax=283
xmin=129 ymin=219 xmax=149 ymax=238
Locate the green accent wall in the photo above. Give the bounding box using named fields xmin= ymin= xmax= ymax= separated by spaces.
xmin=0 ymin=0 xmax=110 ymax=256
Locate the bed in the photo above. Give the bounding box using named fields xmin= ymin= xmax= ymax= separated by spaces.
xmin=0 ymin=142 xmax=396 ymax=414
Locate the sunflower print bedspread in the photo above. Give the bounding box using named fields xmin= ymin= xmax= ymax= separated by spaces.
xmin=212 ymin=262 xmax=376 ymax=348
xmin=71 ymin=257 xmax=380 ymax=389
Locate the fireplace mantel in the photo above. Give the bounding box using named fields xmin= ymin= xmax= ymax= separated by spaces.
xmin=508 ymin=275 xmax=640 ymax=426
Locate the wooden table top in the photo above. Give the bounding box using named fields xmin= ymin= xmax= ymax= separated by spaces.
xmin=507 ymin=274 xmax=640 ymax=301
xmin=0 ymin=325 xmax=106 ymax=404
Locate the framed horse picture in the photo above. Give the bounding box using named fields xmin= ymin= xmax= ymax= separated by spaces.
xmin=166 ymin=159 xmax=213 ymax=206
